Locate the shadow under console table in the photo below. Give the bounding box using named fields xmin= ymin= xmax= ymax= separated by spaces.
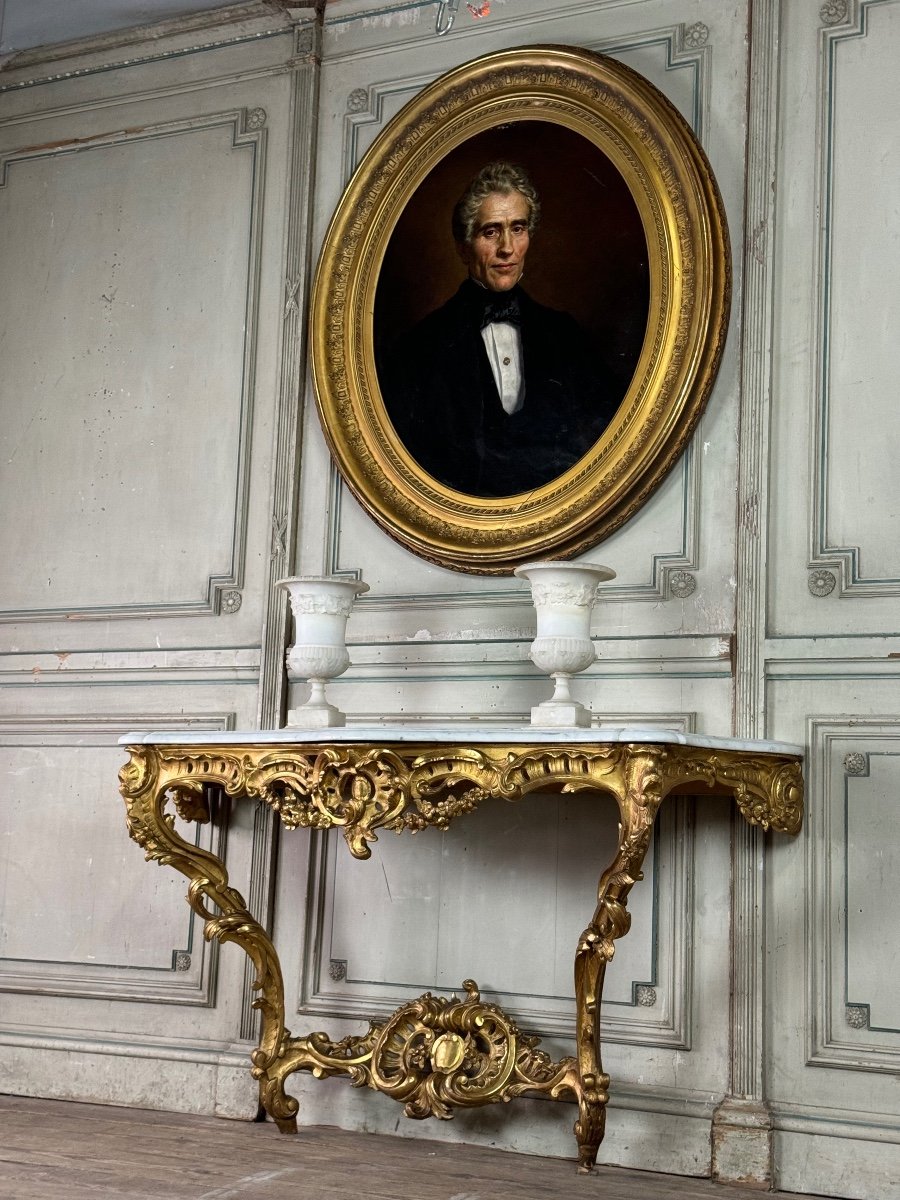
xmin=118 ymin=725 xmax=803 ymax=1172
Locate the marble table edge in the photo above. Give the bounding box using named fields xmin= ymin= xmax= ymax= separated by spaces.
xmin=118 ymin=726 xmax=804 ymax=756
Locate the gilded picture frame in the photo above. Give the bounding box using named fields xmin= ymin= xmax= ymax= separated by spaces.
xmin=310 ymin=45 xmax=730 ymax=575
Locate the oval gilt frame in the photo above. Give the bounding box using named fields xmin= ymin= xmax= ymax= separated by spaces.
xmin=311 ymin=45 xmax=730 ymax=575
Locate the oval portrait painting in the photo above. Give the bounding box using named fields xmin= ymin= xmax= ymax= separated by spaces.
xmin=374 ymin=123 xmax=650 ymax=499
xmin=310 ymin=46 xmax=729 ymax=573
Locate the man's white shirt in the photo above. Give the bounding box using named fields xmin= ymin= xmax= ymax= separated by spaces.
xmin=481 ymin=321 xmax=524 ymax=414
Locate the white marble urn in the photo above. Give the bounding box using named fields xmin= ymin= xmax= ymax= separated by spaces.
xmin=514 ymin=560 xmax=616 ymax=728
xmin=276 ymin=576 xmax=369 ymax=728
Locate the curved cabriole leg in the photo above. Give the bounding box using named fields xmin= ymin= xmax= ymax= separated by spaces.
xmin=118 ymin=748 xmax=299 ymax=1134
xmin=572 ymin=746 xmax=667 ymax=1172
xmin=573 ymin=925 xmax=612 ymax=1172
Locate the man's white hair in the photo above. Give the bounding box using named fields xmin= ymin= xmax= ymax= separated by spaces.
xmin=451 ymin=161 xmax=541 ymax=245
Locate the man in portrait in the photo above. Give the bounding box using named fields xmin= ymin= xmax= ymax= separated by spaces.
xmin=380 ymin=161 xmax=619 ymax=497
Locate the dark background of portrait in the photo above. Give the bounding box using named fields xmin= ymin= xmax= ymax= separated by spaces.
xmin=373 ymin=121 xmax=650 ymax=400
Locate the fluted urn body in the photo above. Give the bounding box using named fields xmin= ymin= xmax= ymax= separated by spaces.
xmin=514 ymin=560 xmax=615 ymax=728
xmin=277 ymin=576 xmax=369 ymax=728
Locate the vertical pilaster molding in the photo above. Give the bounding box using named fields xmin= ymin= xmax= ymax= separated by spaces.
xmin=242 ymin=13 xmax=321 ymax=1043
xmin=715 ymin=0 xmax=782 ymax=1184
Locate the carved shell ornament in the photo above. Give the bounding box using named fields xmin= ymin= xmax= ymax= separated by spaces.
xmin=310 ymin=45 xmax=731 ymax=573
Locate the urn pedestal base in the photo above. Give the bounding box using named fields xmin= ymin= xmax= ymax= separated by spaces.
xmin=531 ymin=698 xmax=592 ymax=727
xmin=285 ymin=706 xmax=346 ymax=728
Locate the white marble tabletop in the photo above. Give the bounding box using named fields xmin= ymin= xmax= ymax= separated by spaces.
xmin=119 ymin=725 xmax=803 ymax=756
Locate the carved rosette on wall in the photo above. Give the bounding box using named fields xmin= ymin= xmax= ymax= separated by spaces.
xmin=347 ymin=87 xmax=369 ymax=114
xmin=845 ymin=1004 xmax=870 ymax=1029
xmin=119 ymin=737 xmax=802 ymax=1172
xmin=821 ymin=0 xmax=849 ymax=25
xmin=242 ymin=107 xmax=267 ymax=132
xmin=682 ymin=22 xmax=710 ymax=49
xmin=219 ymin=588 xmax=243 ymax=614
xmin=668 ymin=570 xmax=697 ymax=598
xmin=808 ymin=568 xmax=837 ymax=596
xmin=843 ymin=751 xmax=868 ymax=776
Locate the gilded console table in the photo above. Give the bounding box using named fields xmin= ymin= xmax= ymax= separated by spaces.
xmin=118 ymin=726 xmax=803 ymax=1172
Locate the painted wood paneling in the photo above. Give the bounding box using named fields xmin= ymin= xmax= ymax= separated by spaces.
xmin=0 ymin=3 xmax=317 ymax=1125
xmin=1 ymin=1 xmax=898 ymax=1195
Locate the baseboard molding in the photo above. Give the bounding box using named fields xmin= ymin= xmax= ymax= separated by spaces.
xmin=0 ymin=1026 xmax=251 ymax=1066
xmin=774 ymin=1127 xmax=900 ymax=1200
xmin=285 ymin=1073 xmax=716 ymax=1177
xmin=0 ymin=1030 xmax=715 ymax=1175
xmin=0 ymin=1034 xmax=258 ymax=1121
xmin=9 ymin=1034 xmax=897 ymax=1193
xmin=772 ymin=1101 xmax=900 ymax=1144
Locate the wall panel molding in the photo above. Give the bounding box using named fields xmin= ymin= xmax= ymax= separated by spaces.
xmin=808 ymin=0 xmax=900 ymax=595
xmin=0 ymin=107 xmax=266 ymax=623
xmin=0 ymin=648 xmax=260 ymax=687
xmin=0 ymin=1025 xmax=250 ymax=1064
xmin=807 ymin=718 xmax=900 ymax=1073
xmin=0 ymin=712 xmax=233 ymax=1005
xmin=0 ymin=4 xmax=294 ymax=98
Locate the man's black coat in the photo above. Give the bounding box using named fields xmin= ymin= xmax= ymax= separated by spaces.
xmin=380 ymin=280 xmax=619 ymax=497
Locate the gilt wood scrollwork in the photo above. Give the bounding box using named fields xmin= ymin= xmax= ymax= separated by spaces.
xmin=119 ymin=738 xmax=802 ymax=1172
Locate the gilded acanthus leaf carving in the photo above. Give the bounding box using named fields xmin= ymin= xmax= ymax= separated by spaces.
xmin=284 ymin=980 xmax=579 ymax=1122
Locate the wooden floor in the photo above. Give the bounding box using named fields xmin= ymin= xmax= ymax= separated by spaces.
xmin=0 ymin=1094 xmax=831 ymax=1200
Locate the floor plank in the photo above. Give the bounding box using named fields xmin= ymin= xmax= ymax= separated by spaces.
xmin=0 ymin=1095 xmax=830 ymax=1200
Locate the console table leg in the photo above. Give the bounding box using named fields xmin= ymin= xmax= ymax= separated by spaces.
xmin=573 ymin=747 xmax=665 ymax=1172
xmin=573 ymin=940 xmax=611 ymax=1173
xmin=119 ymin=750 xmax=300 ymax=1134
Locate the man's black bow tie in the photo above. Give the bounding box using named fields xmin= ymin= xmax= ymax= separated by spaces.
xmin=480 ymin=293 xmax=522 ymax=328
